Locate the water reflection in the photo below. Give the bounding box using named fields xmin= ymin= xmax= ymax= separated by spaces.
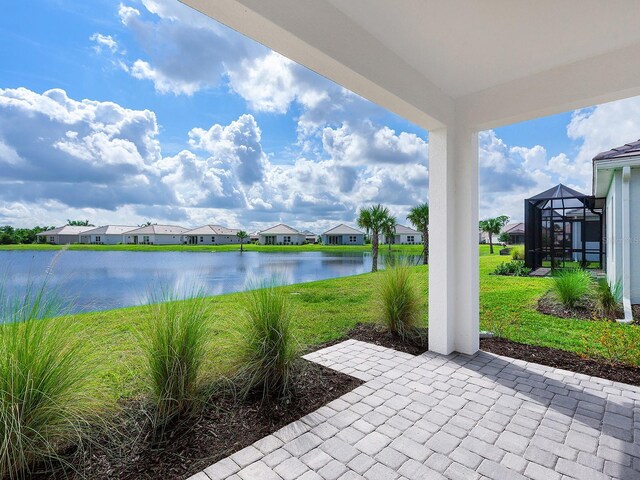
xmin=0 ymin=250 xmax=417 ymax=313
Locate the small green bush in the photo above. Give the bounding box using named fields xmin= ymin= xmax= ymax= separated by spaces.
xmin=595 ymin=278 xmax=622 ymax=318
xmin=510 ymin=245 xmax=525 ymax=261
xmin=140 ymin=288 xmax=210 ymax=436
xmin=0 ymin=279 xmax=99 ymax=478
xmin=552 ymin=269 xmax=593 ymax=308
xmin=378 ymin=258 xmax=422 ymax=340
xmin=236 ymin=283 xmax=298 ymax=400
xmin=493 ymin=260 xmax=531 ymax=277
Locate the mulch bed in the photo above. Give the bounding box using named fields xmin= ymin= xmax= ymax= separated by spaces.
xmin=537 ymin=291 xmax=623 ymax=320
xmin=633 ymin=304 xmax=640 ymax=323
xmin=321 ymin=323 xmax=640 ymax=386
xmin=310 ymin=322 xmax=429 ymax=356
xmin=40 ymin=361 xmax=362 ymax=480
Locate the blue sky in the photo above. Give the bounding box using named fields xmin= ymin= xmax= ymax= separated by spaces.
xmin=1 ymin=0 xmax=639 ymax=232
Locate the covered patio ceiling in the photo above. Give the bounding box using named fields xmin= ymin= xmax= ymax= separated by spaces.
xmin=180 ymin=0 xmax=640 ymax=355
xmin=181 ymin=0 xmax=640 ymax=131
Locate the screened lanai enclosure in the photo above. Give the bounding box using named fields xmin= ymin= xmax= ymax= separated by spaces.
xmin=524 ymin=184 xmax=605 ymax=270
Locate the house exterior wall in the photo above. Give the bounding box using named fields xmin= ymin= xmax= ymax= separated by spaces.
xmin=124 ymin=234 xmax=183 ymax=245
xmin=80 ymin=234 xmax=124 ymax=245
xmin=321 ymin=234 xmax=364 ymax=245
xmin=56 ymin=234 xmax=80 ymax=244
xmin=630 ymin=167 xmax=640 ymax=303
xmin=188 ymin=235 xmax=241 ymax=245
xmin=259 ymin=234 xmax=305 ymax=245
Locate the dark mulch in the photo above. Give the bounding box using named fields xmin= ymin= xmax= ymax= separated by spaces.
xmin=40 ymin=361 xmax=362 ymax=480
xmin=310 ymin=322 xmax=429 ymax=356
xmin=633 ymin=304 xmax=640 ymax=323
xmin=537 ymin=291 xmax=623 ymax=320
xmin=314 ymin=323 xmax=640 ymax=386
xmin=481 ymin=337 xmax=640 ymax=386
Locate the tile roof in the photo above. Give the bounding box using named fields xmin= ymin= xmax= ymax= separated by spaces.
xmin=394 ymin=224 xmax=420 ymax=234
xmin=259 ymin=224 xmax=302 ymax=235
xmin=81 ymin=225 xmax=138 ymax=235
xmin=322 ymin=224 xmax=364 ymax=235
xmin=125 ymin=224 xmax=188 ymax=235
xmin=36 ymin=226 xmax=94 ymax=235
xmin=593 ymin=138 xmax=640 ymax=161
xmin=184 ymin=225 xmax=241 ymax=235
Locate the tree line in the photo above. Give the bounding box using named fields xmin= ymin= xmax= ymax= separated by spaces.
xmin=0 ymin=220 xmax=94 ymax=244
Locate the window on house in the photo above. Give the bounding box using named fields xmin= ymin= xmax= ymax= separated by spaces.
xmin=284 ymin=236 xmax=291 ymax=244
xmin=50 ymin=236 xmax=54 ymax=242
xmin=200 ymin=236 xmax=203 ymax=242
xmin=211 ymin=236 xmax=215 ymax=242
xmin=95 ymin=236 xmax=101 ymax=243
xmin=349 ymin=236 xmax=356 ymax=242
xmin=407 ymin=236 xmax=414 ymax=243
xmin=143 ymin=235 xmax=150 ymax=244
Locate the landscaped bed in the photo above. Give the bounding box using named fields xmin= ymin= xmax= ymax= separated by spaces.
xmin=36 ymin=361 xmax=361 ymax=480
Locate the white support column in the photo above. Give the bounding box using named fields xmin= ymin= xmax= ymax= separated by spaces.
xmin=428 ymin=124 xmax=479 ymax=355
xmin=620 ymin=166 xmax=633 ymax=323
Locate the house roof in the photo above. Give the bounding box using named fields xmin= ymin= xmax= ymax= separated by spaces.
xmin=81 ymin=225 xmax=138 ymax=235
xmin=36 ymin=226 xmax=94 ymax=236
xmin=184 ymin=225 xmax=241 ymax=235
xmin=259 ymin=224 xmax=302 ymax=235
xmin=322 ymin=224 xmax=363 ymax=235
xmin=394 ymin=224 xmax=420 ymax=234
xmin=528 ymin=184 xmax=587 ymax=200
xmin=502 ymin=222 xmax=525 ymax=235
xmin=593 ymin=139 xmax=640 ymax=161
xmin=301 ymin=230 xmax=317 ymax=237
xmin=125 ymin=224 xmax=188 ymax=235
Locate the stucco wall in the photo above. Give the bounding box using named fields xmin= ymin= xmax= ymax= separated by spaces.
xmin=259 ymin=234 xmax=305 ymax=245
xmin=191 ymin=235 xmax=241 ymax=245
xmin=630 ymin=167 xmax=640 ymax=303
xmin=321 ymin=234 xmax=364 ymax=245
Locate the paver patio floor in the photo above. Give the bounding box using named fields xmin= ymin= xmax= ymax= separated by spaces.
xmin=190 ymin=340 xmax=640 ymax=480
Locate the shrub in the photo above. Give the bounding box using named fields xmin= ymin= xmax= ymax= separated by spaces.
xmin=493 ymin=260 xmax=531 ymax=277
xmin=552 ymin=268 xmax=593 ymax=308
xmin=378 ymin=258 xmax=422 ymax=340
xmin=510 ymin=245 xmax=525 ymax=261
xmin=140 ymin=288 xmax=210 ymax=437
xmin=595 ymin=278 xmax=622 ymax=319
xmin=236 ymin=283 xmax=298 ymax=400
xmin=0 ymin=279 xmax=99 ymax=478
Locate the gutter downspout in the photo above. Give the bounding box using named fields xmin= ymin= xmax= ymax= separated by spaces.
xmin=618 ymin=166 xmax=633 ymax=324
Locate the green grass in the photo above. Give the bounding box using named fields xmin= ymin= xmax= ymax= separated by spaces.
xmin=0 ymin=243 xmax=424 ymax=254
xmin=2 ymin=245 xmax=637 ymax=409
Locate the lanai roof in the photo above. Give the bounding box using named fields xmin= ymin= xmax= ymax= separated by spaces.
xmin=322 ymin=224 xmax=363 ymax=235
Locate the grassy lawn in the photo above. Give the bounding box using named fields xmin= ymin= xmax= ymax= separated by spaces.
xmin=0 ymin=243 xmax=424 ymax=254
xmin=26 ymin=245 xmax=640 ymax=402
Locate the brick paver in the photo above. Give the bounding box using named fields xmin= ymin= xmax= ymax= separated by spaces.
xmin=190 ymin=340 xmax=640 ymax=480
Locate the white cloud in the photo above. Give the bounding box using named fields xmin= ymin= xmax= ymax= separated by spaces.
xmin=90 ymin=33 xmax=118 ymax=54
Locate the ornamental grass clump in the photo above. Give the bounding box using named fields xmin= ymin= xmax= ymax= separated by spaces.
xmin=0 ymin=278 xmax=99 ymax=479
xmin=236 ymin=283 xmax=298 ymax=401
xmin=378 ymin=258 xmax=422 ymax=340
xmin=552 ymin=268 xmax=593 ymax=308
xmin=595 ymin=278 xmax=622 ymax=319
xmin=140 ymin=287 xmax=210 ymax=437
xmin=510 ymin=245 xmax=525 ymax=261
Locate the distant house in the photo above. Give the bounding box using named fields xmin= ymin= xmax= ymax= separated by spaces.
xmin=183 ymin=225 xmax=241 ymax=245
xmin=124 ymin=225 xmax=188 ymax=245
xmin=79 ymin=225 xmax=137 ymax=245
xmin=301 ymin=230 xmax=318 ymax=244
xmin=321 ymin=224 xmax=364 ymax=245
xmin=36 ymin=226 xmax=94 ymax=245
xmin=381 ymin=224 xmax=422 ymax=245
xmin=502 ymin=222 xmax=525 ymax=244
xmin=593 ymin=138 xmax=640 ymax=320
xmin=249 ymin=231 xmax=260 ymax=243
xmin=258 ymin=224 xmax=306 ymax=245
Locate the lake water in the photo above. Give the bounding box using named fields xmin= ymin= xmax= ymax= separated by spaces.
xmin=0 ymin=250 xmax=398 ymax=313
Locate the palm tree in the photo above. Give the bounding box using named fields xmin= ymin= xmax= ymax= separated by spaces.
xmin=382 ymin=215 xmax=397 ymax=252
xmin=357 ymin=204 xmax=392 ymax=272
xmin=479 ymin=215 xmax=509 ymax=254
xmin=236 ymin=230 xmax=248 ymax=252
xmin=407 ymin=202 xmax=429 ymax=264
